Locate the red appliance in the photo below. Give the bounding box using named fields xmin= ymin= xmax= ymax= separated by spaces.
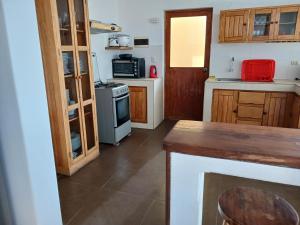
xmin=241 ymin=59 xmax=275 ymax=82
xmin=150 ymin=65 xmax=158 ymax=78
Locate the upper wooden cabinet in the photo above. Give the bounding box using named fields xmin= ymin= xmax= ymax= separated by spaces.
xmin=219 ymin=5 xmax=300 ymax=43
xmin=219 ymin=10 xmax=249 ymax=42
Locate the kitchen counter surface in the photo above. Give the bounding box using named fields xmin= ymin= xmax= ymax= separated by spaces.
xmin=203 ymin=78 xmax=300 ymax=121
xmin=206 ymin=77 xmax=300 ymax=93
xmin=163 ymin=120 xmax=300 ymax=169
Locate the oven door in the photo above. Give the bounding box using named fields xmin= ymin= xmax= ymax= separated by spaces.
xmin=113 ymin=94 xmax=130 ymax=128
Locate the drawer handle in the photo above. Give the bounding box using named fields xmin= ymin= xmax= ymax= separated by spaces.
xmin=263 ymin=112 xmax=267 ymax=115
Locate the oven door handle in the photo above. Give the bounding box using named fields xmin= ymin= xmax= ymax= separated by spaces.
xmin=114 ymin=94 xmax=130 ymax=101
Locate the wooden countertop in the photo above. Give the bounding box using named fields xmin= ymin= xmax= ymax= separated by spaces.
xmin=163 ymin=121 xmax=300 ymax=169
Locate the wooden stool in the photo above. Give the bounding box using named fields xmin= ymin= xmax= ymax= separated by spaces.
xmin=218 ymin=187 xmax=299 ymax=225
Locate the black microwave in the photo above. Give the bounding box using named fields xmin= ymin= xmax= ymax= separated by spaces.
xmin=112 ymin=58 xmax=145 ymax=78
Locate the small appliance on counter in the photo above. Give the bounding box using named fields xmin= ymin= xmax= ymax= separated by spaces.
xmin=241 ymin=59 xmax=276 ymax=82
xmin=112 ymin=54 xmax=145 ymax=79
xmin=150 ymin=65 xmax=158 ymax=78
xmin=95 ymin=82 xmax=131 ymax=145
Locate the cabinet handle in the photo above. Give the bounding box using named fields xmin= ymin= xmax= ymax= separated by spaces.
xmin=243 ymin=23 xmax=247 ymax=26
xmin=233 ymin=109 xmax=238 ymax=114
xmin=263 ymin=112 xmax=267 ymax=115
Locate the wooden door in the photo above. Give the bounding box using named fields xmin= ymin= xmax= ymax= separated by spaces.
xmin=219 ymin=10 xmax=249 ymax=42
xmin=248 ymin=8 xmax=277 ymax=41
xmin=165 ymin=8 xmax=212 ymax=121
xmin=129 ymin=86 xmax=147 ymax=123
xmin=262 ymin=93 xmax=293 ymax=127
xmin=212 ymin=90 xmax=238 ymax=123
xmin=274 ymin=6 xmax=300 ymax=41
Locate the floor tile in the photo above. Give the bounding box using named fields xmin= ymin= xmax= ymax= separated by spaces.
xmin=68 ymin=189 xmax=153 ymax=225
xmin=58 ymin=120 xmax=176 ymax=225
xmin=141 ymin=201 xmax=166 ymax=225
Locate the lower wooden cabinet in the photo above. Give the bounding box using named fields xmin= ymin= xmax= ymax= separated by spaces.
xmin=212 ymin=90 xmax=238 ymax=123
xmin=129 ymin=86 xmax=147 ymax=123
xmin=262 ymin=93 xmax=294 ymax=127
xmin=212 ymin=89 xmax=299 ymax=129
xmin=290 ymin=95 xmax=300 ymax=128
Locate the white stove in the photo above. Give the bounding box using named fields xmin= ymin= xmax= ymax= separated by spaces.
xmin=95 ymin=82 xmax=131 ymax=145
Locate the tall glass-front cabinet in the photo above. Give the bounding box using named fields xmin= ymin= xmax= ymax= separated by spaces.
xmin=35 ymin=0 xmax=99 ymax=175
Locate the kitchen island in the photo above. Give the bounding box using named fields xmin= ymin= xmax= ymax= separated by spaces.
xmin=163 ymin=120 xmax=300 ymax=225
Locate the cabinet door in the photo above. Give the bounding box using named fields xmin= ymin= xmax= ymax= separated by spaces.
xmin=212 ymin=90 xmax=238 ymax=123
xmin=274 ymin=6 xmax=300 ymax=41
xmin=219 ymin=10 xmax=249 ymax=42
xmin=248 ymin=8 xmax=277 ymax=41
xmin=290 ymin=95 xmax=300 ymax=128
xmin=262 ymin=93 xmax=293 ymax=127
xmin=129 ymin=86 xmax=147 ymax=123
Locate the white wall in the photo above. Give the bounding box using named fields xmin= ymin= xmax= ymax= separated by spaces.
xmin=0 ymin=0 xmax=62 ymax=225
xmin=171 ymin=153 xmax=300 ymax=225
xmin=88 ymin=0 xmax=120 ymax=82
xmin=117 ymin=0 xmax=300 ymax=80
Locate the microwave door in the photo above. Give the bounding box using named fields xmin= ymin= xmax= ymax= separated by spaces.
xmin=113 ymin=61 xmax=135 ymax=77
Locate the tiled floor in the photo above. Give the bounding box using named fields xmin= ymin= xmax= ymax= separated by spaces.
xmin=58 ymin=120 xmax=176 ymax=225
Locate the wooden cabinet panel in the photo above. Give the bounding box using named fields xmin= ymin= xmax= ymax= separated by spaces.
xmin=129 ymin=86 xmax=147 ymax=123
xmin=237 ymin=119 xmax=262 ymax=126
xmin=290 ymin=95 xmax=300 ymax=128
xmin=219 ymin=10 xmax=249 ymax=42
xmin=239 ymin=91 xmax=266 ymax=104
xmin=212 ymin=90 xmax=238 ymax=123
xmin=262 ymin=93 xmax=293 ymax=127
xmin=238 ymin=105 xmax=264 ymax=119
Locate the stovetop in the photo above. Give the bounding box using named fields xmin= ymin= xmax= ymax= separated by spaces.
xmin=95 ymin=82 xmax=129 ymax=97
xmin=95 ymin=82 xmax=125 ymax=89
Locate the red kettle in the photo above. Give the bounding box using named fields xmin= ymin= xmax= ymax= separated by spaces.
xmin=150 ymin=65 xmax=158 ymax=78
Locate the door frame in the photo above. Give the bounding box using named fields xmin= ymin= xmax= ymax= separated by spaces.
xmin=164 ymin=8 xmax=213 ymax=120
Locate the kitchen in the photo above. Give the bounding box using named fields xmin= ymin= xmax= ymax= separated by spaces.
xmin=1 ymin=1 xmax=300 ymax=225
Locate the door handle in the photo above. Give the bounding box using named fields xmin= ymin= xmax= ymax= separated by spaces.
xmin=202 ymin=67 xmax=208 ymax=73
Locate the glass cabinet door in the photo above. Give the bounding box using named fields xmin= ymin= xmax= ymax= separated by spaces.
xmin=249 ymin=9 xmax=276 ymax=41
xmin=275 ymin=7 xmax=300 ymax=40
xmin=83 ymin=104 xmax=96 ymax=152
xmin=78 ymin=51 xmax=92 ymax=101
xmin=56 ymin=0 xmax=73 ymax=46
xmin=74 ymin=0 xmax=87 ymax=46
xmin=68 ymin=108 xmax=84 ymax=161
xmin=63 ymin=51 xmax=79 ymax=106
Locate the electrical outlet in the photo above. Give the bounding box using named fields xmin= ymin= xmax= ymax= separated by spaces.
xmin=291 ymin=60 xmax=299 ymax=66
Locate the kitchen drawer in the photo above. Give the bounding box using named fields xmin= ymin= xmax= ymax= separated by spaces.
xmin=239 ymin=91 xmax=266 ymax=105
xmin=238 ymin=105 xmax=264 ymax=119
xmin=237 ymin=119 xmax=262 ymax=126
